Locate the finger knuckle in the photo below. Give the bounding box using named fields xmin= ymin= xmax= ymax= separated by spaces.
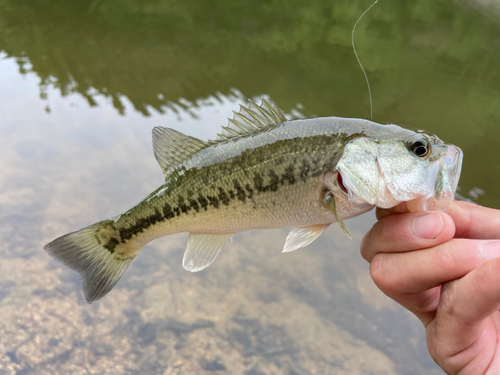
xmin=426 ymin=332 xmax=441 ymax=365
xmin=407 ymin=288 xmax=440 ymax=313
xmin=360 ymin=233 xmax=374 ymax=261
xmin=437 ymin=282 xmax=459 ymax=317
xmin=469 ymin=264 xmax=493 ymax=298
xmin=433 ymin=242 xmax=457 ymax=271
xmin=378 ymin=218 xmax=395 ymax=243
xmin=427 ymin=321 xmax=467 ymax=374
xmin=359 ymin=235 xmax=368 ymax=260
xmin=432 ymin=340 xmax=466 ymax=374
xmin=360 ymin=220 xmax=394 ymax=261
xmin=369 ymin=255 xmax=397 ymax=293
xmin=369 ymin=255 xmax=386 ymax=286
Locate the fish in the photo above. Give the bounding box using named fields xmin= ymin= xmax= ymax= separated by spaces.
xmin=44 ymin=99 xmax=463 ymax=303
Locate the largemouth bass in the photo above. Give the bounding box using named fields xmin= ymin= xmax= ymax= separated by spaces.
xmin=44 ymin=100 xmax=463 ymax=303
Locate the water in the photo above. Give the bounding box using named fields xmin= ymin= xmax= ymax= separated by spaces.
xmin=1 ymin=0 xmax=499 ymax=374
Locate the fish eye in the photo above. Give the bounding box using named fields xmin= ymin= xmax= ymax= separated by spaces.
xmin=410 ymin=139 xmax=429 ymax=158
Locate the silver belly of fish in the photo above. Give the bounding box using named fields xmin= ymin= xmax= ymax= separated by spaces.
xmin=44 ymin=99 xmax=463 ymax=303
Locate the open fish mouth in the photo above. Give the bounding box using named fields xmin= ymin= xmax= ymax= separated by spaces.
xmin=336 ymin=139 xmax=463 ymax=212
xmin=410 ymin=144 xmax=463 ymax=211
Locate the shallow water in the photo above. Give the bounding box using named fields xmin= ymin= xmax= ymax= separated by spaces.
xmin=1 ymin=0 xmax=499 ymax=374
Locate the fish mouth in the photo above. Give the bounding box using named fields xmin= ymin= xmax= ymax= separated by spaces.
xmin=336 ymin=143 xmax=463 ymax=212
xmin=416 ymin=144 xmax=463 ymax=211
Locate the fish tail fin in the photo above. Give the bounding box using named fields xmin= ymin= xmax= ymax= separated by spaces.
xmin=44 ymin=222 xmax=136 ymax=304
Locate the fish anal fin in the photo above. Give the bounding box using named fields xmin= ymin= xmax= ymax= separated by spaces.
xmin=283 ymin=224 xmax=330 ymax=253
xmin=152 ymin=127 xmax=209 ymax=179
xmin=183 ymin=233 xmax=236 ymax=272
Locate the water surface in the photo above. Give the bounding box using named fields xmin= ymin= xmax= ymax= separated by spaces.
xmin=1 ymin=0 xmax=499 ymax=374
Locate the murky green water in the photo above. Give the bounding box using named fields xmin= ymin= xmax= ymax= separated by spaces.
xmin=1 ymin=0 xmax=499 ymax=374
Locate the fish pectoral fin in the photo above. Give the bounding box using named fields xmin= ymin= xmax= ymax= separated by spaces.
xmin=283 ymin=224 xmax=330 ymax=253
xmin=323 ymin=191 xmax=352 ymax=240
xmin=183 ymin=232 xmax=236 ymax=272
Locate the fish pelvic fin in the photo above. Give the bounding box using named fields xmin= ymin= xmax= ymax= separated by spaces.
xmin=283 ymin=224 xmax=330 ymax=253
xmin=44 ymin=222 xmax=137 ymax=303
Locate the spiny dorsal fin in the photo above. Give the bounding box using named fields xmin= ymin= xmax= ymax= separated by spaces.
xmin=209 ymin=98 xmax=287 ymax=144
xmin=152 ymin=127 xmax=209 ymax=179
xmin=153 ymin=99 xmax=285 ymax=178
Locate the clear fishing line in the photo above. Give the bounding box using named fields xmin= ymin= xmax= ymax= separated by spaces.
xmin=352 ymin=0 xmax=379 ymax=120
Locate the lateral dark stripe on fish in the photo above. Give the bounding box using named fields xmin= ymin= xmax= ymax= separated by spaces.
xmin=110 ymin=134 xmax=341 ymax=247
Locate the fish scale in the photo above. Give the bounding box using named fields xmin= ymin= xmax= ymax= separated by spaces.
xmin=44 ymin=99 xmax=462 ymax=303
xmin=117 ymin=138 xmax=335 ymax=239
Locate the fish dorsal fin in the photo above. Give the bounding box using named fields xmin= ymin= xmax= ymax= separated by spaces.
xmin=183 ymin=232 xmax=236 ymax=272
xmin=282 ymin=224 xmax=330 ymax=253
xmin=153 ymin=99 xmax=286 ymax=177
xmin=209 ymin=99 xmax=287 ymax=144
xmin=152 ymin=127 xmax=209 ymax=178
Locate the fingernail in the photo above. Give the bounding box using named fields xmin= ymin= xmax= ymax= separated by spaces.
xmin=480 ymin=241 xmax=500 ymax=261
xmin=412 ymin=213 xmax=443 ymax=240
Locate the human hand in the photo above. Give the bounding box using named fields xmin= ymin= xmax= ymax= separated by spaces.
xmin=360 ymin=200 xmax=500 ymax=374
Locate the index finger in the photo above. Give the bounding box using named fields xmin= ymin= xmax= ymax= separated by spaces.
xmin=377 ymin=201 xmax=500 ymax=240
xmin=446 ymin=201 xmax=500 ymax=239
xmin=376 ymin=202 xmax=408 ymax=220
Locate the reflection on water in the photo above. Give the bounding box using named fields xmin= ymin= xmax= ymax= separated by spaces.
xmin=0 ymin=0 xmax=499 ymax=374
xmin=1 ymin=0 xmax=499 ymax=207
xmin=0 ymin=66 xmax=435 ymax=375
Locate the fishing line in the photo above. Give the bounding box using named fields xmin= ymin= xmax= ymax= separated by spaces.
xmin=352 ymin=0 xmax=379 ymax=120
